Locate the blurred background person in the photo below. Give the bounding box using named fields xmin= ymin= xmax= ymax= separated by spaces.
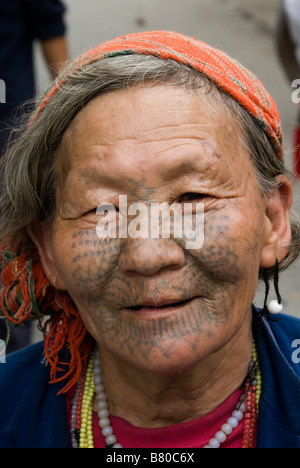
xmin=0 ymin=0 xmax=68 ymax=155
xmin=277 ymin=0 xmax=300 ymax=82
xmin=277 ymin=0 xmax=300 ymax=177
xmin=0 ymin=0 xmax=68 ymax=353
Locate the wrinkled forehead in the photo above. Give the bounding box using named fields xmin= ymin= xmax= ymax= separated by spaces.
xmin=54 ymin=84 xmax=254 ymax=195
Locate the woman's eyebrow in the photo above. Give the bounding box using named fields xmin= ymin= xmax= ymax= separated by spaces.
xmin=73 ymin=168 xmax=114 ymax=186
xmin=70 ymin=145 xmax=221 ymax=189
xmin=74 ymin=161 xmax=201 ymax=189
xmin=158 ymin=150 xmax=222 ymax=182
xmin=158 ymin=160 xmax=201 ymax=182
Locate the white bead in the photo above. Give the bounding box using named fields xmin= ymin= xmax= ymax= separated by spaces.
xmin=203 ymin=445 xmax=211 ymax=448
xmin=95 ymin=391 xmax=107 ymax=400
xmin=98 ymin=409 xmax=109 ymax=419
xmin=239 ymin=402 xmax=246 ymax=413
xmin=99 ymin=417 xmax=110 ymax=428
xmin=221 ymin=423 xmax=233 ymax=435
xmin=227 ymin=417 xmax=239 ymax=429
xmin=208 ymin=438 xmax=221 ymax=448
xmin=102 ymin=426 xmax=113 ymax=437
xmin=95 ymin=384 xmax=105 ymax=394
xmin=215 ymin=431 xmax=227 ymax=443
xmin=267 ymin=300 xmax=283 ymax=314
xmin=113 ymin=444 xmax=123 ymax=448
xmin=93 ymin=365 xmax=101 ymax=375
xmin=94 ymin=375 xmax=102 ymax=385
xmin=97 ymin=400 xmax=108 ymax=410
xmin=94 ymin=358 xmax=101 ymax=367
xmin=106 ymin=434 xmax=117 ymax=445
xmin=232 ymin=410 xmax=244 ymax=422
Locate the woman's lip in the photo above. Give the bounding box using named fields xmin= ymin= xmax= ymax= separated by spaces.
xmin=123 ymin=297 xmax=197 ymax=318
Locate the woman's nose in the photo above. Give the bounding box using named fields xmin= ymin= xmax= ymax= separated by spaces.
xmin=118 ymin=238 xmax=186 ymax=276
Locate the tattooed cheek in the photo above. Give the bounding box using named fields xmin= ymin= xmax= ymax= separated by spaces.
xmin=196 ymin=210 xmax=261 ymax=278
xmin=180 ymin=220 xmax=238 ymax=280
xmin=67 ymin=232 xmax=122 ymax=292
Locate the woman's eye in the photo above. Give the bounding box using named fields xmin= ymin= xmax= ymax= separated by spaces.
xmin=96 ymin=204 xmax=120 ymax=214
xmin=83 ymin=208 xmax=98 ymax=216
xmin=179 ymin=193 xmax=206 ymax=202
xmin=83 ymin=205 xmax=120 ymax=217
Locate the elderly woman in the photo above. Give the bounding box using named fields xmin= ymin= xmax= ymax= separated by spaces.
xmin=0 ymin=31 xmax=299 ymax=449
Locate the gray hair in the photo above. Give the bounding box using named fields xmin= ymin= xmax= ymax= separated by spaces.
xmin=0 ymin=54 xmax=299 ymax=279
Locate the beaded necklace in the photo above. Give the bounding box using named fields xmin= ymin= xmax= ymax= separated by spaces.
xmin=71 ymin=340 xmax=262 ymax=449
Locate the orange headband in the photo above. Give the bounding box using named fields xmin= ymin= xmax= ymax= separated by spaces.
xmin=35 ymin=30 xmax=284 ymax=159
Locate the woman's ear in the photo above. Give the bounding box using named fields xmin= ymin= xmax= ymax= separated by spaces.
xmin=260 ymin=175 xmax=293 ymax=269
xmin=27 ymin=220 xmax=66 ymax=290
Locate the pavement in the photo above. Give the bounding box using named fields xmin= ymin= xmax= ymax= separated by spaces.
xmin=33 ymin=0 xmax=299 ymax=321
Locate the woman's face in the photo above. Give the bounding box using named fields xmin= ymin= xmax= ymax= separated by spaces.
xmin=42 ymin=85 xmax=278 ymax=374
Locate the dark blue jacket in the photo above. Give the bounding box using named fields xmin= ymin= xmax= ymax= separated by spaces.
xmin=0 ymin=310 xmax=300 ymax=448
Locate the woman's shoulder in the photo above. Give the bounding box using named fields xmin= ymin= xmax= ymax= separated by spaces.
xmin=0 ymin=341 xmax=46 ymax=382
xmin=256 ymin=312 xmax=300 ymax=447
xmin=0 ymin=342 xmax=47 ymax=421
xmin=267 ymin=312 xmax=300 ymax=338
xmin=260 ymin=312 xmax=300 ymax=375
xmin=0 ymin=341 xmax=70 ymax=448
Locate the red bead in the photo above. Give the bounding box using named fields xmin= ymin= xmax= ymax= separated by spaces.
xmin=241 ymin=379 xmax=258 ymax=448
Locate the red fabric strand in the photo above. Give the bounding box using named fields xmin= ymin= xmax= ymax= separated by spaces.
xmin=0 ymin=244 xmax=94 ymax=394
